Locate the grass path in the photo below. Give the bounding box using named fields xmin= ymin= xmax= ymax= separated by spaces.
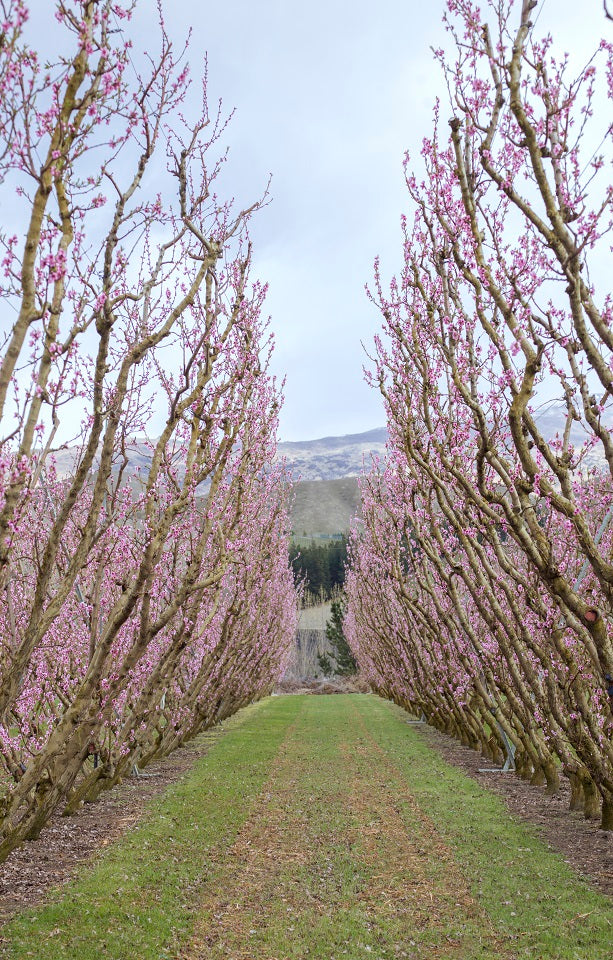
xmin=0 ymin=695 xmax=611 ymax=959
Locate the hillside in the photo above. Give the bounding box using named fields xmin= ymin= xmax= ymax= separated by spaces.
xmin=277 ymin=427 xmax=387 ymax=481
xmin=290 ymin=477 xmax=361 ymax=536
xmin=49 ymin=427 xmax=387 ymax=484
xmin=46 ymin=402 xmax=612 ymax=507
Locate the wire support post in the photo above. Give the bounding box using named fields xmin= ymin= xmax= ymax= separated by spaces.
xmin=406 ymin=711 xmax=427 ymax=724
xmin=478 ymin=720 xmax=517 ymax=773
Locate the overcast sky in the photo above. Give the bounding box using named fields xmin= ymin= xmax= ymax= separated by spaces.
xmin=128 ymin=0 xmax=450 ymax=442
xmin=29 ymin=1 xmax=613 ymax=442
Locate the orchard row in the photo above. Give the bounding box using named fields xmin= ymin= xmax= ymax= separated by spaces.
xmin=346 ymin=0 xmax=613 ymax=829
xmin=0 ymin=2 xmax=298 ymax=862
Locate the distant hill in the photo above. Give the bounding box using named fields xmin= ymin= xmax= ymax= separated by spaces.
xmin=291 ymin=477 xmax=361 ymax=536
xmin=532 ymin=400 xmax=613 ymax=468
xmin=48 ymin=427 xmax=388 ymax=485
xmin=284 ymin=404 xmax=613 ymax=535
xmin=278 ymin=427 xmax=387 ymax=481
xmin=45 ymin=400 xmax=613 ymax=512
xmin=279 ymin=428 xmax=387 ymax=536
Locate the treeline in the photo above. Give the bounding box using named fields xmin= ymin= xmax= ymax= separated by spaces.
xmin=291 ymin=537 xmax=347 ymax=599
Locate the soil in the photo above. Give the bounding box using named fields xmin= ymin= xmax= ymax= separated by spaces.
xmin=338 ymin=727 xmax=510 ymax=959
xmin=0 ymin=732 xmax=221 ymax=923
xmin=185 ymin=697 xmax=508 ymax=960
xmin=415 ymin=722 xmax=613 ymax=899
xmin=0 ymin=698 xmax=610 ymax=932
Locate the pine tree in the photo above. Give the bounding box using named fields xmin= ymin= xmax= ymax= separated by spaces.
xmin=323 ymin=597 xmax=357 ymax=677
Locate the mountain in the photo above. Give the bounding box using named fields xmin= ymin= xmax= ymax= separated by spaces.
xmin=48 ymin=427 xmax=388 ymax=485
xmin=44 ymin=401 xmax=613 ymax=516
xmin=46 ymin=438 xmax=154 ymax=482
xmin=278 ymin=402 xmax=613 ymax=484
xmin=533 ymin=400 xmax=613 ymax=469
xmin=284 ymin=404 xmax=613 ymax=534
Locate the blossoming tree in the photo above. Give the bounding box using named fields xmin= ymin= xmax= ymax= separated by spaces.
xmin=347 ymin=0 xmax=613 ymax=828
xmin=0 ymin=0 xmax=297 ymax=860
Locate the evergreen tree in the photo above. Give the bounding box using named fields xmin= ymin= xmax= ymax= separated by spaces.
xmin=321 ymin=596 xmax=357 ymax=677
xmin=317 ymin=651 xmax=334 ymax=677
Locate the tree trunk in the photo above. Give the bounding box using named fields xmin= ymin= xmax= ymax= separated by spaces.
xmin=568 ymin=772 xmax=584 ymax=811
xmin=600 ymin=797 xmax=613 ymax=831
xmin=542 ymin=760 xmax=560 ymax=796
xmin=582 ymin=776 xmax=601 ymax=820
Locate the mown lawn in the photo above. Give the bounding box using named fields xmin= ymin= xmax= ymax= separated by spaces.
xmin=0 ymin=694 xmax=610 ymax=959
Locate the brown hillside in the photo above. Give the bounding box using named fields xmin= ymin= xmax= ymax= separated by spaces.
xmin=290 ymin=477 xmax=361 ymax=536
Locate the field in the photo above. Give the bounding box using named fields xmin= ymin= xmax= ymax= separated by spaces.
xmin=0 ymin=695 xmax=611 ymax=959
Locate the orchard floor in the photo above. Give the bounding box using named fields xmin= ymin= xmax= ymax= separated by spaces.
xmin=0 ymin=695 xmax=611 ymax=959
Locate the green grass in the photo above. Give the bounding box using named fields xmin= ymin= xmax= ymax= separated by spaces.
xmin=0 ymin=696 xmax=302 ymax=959
xmin=202 ymin=696 xmax=498 ymax=959
xmin=351 ymin=695 xmax=613 ymax=960
xmin=0 ymin=694 xmax=611 ymax=960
